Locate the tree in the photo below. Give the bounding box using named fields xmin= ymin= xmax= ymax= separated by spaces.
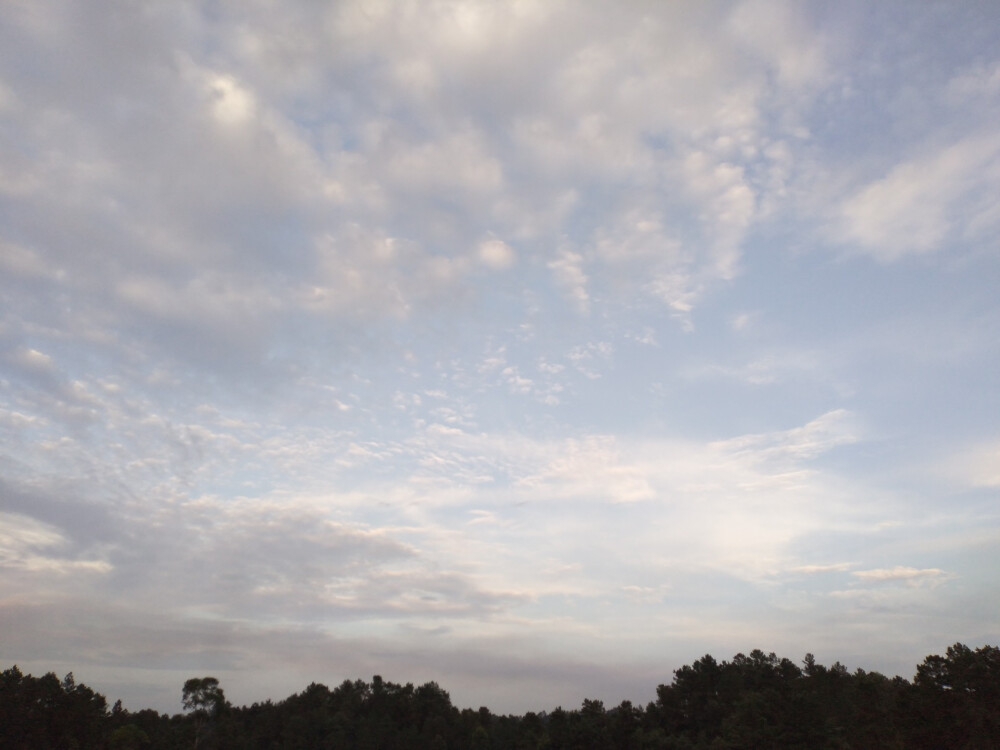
xmin=911 ymin=643 xmax=1000 ymax=749
xmin=0 ymin=666 xmax=110 ymax=748
xmin=183 ymin=677 xmax=226 ymax=716
xmin=182 ymin=677 xmax=226 ymax=749
xmin=109 ymin=723 xmax=151 ymax=749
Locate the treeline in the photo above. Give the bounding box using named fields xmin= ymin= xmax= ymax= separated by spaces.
xmin=2 ymin=643 xmax=998 ymax=749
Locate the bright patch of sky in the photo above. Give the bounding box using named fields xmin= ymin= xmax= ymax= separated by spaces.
xmin=1 ymin=0 xmax=998 ymax=714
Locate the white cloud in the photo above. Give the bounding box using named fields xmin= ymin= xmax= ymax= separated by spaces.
xmin=730 ymin=312 xmax=755 ymax=332
xmin=712 ymin=409 xmax=860 ymax=463
xmin=0 ymin=0 xmax=845 ymax=355
xmin=0 ymin=512 xmax=111 ymax=579
xmin=477 ymin=238 xmax=516 ymax=269
xmin=727 ymin=0 xmax=829 ymax=90
xmin=939 ymin=439 xmax=1000 ymax=489
xmin=947 ymin=60 xmax=1000 ymax=103
xmin=548 ymin=247 xmax=590 ymax=313
xmin=0 ymin=512 xmax=64 ymax=554
xmin=839 ymin=133 xmax=1000 ymax=259
xmin=7 ymin=347 xmax=54 ymax=374
xmin=622 ymin=584 xmax=670 ymax=605
xmin=0 ymin=408 xmax=41 ymax=428
xmin=851 ymin=567 xmax=950 ymax=587
xmin=681 ymin=151 xmax=756 ymax=279
xmin=792 ymin=563 xmax=854 ymax=574
xmin=688 ymin=350 xmax=821 ymax=385
xmin=514 ymin=435 xmax=656 ymax=505
xmin=205 ymin=73 xmax=257 ymax=127
xmin=391 ymin=127 xmax=503 ymax=195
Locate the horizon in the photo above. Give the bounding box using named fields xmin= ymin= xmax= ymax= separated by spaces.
xmin=3 ymin=642 xmax=974 ymax=717
xmin=1 ymin=0 xmax=998 ymax=716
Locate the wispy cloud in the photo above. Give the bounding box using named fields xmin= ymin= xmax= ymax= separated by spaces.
xmin=851 ymin=567 xmax=950 ymax=586
xmin=838 ymin=133 xmax=1000 ymax=260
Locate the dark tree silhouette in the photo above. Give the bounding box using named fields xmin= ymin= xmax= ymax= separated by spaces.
xmin=3 ymin=644 xmax=1000 ymax=749
xmin=182 ymin=677 xmax=226 ymax=749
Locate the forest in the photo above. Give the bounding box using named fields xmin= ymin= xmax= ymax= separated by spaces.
xmin=1 ymin=643 xmax=998 ymax=749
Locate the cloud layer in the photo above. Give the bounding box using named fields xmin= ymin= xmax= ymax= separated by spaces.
xmin=2 ymin=0 xmax=999 ymax=714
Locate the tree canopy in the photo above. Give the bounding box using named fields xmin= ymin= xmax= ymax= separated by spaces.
xmin=2 ymin=643 xmax=999 ymax=749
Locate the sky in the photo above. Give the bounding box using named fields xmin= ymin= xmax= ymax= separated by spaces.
xmin=1 ymin=0 xmax=999 ymax=716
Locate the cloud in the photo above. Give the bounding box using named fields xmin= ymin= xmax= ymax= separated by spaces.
xmin=0 ymin=408 xmax=41 ymax=429
xmin=838 ymin=133 xmax=1000 ymax=259
xmin=0 ymin=0 xmax=853 ymax=375
xmin=712 ymin=409 xmax=860 ymax=463
xmin=366 ymin=410 xmax=876 ymax=585
xmin=477 ymin=239 xmax=516 ymax=270
xmin=0 ymin=511 xmax=112 ymax=580
xmin=680 ymin=151 xmax=756 ymax=279
xmin=792 ymin=563 xmax=854 ymax=574
xmin=6 ymin=347 xmax=54 ymax=374
xmin=938 ymin=439 xmax=1000 ymax=489
xmin=686 ymin=349 xmax=821 ymax=386
xmin=851 ymin=566 xmax=948 ymax=585
xmin=548 ymin=247 xmax=590 ymax=313
xmin=0 ymin=403 xmax=876 ymax=641
xmin=727 ymin=0 xmax=829 ymax=89
xmin=205 ymin=73 xmax=257 ymax=128
xmin=1 ymin=0 xmax=997 ymax=718
xmin=514 ymin=435 xmax=657 ymax=505
xmin=947 ymin=60 xmax=1000 ymax=103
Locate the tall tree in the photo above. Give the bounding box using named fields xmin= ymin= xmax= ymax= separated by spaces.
xmin=182 ymin=677 xmax=226 ymax=750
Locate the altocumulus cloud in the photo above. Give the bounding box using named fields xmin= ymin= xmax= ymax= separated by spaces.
xmin=1 ymin=0 xmax=999 ymax=715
